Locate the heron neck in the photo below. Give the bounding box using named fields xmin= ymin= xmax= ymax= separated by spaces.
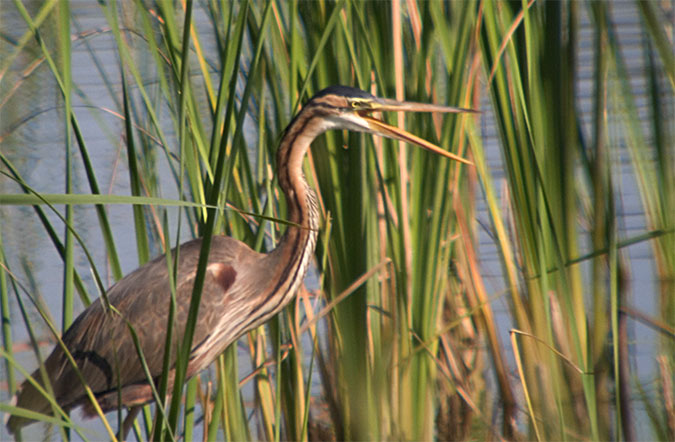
xmin=239 ymin=106 xmax=332 ymax=333
xmin=269 ymin=110 xmax=323 ymax=285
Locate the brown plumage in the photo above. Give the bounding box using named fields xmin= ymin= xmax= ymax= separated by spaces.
xmin=6 ymin=86 xmax=474 ymax=436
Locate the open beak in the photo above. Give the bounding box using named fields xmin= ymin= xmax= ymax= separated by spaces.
xmin=360 ymin=98 xmax=477 ymax=166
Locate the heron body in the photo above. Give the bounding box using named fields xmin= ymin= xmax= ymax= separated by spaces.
xmin=6 ymin=86 xmax=474 ymax=435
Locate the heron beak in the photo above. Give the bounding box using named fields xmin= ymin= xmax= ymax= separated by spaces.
xmin=360 ymin=98 xmax=477 ymax=166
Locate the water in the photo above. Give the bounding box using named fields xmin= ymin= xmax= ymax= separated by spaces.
xmin=1 ymin=1 xmax=671 ymax=440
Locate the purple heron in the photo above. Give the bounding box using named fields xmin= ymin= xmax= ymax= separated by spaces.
xmin=6 ymin=86 xmax=474 ymax=436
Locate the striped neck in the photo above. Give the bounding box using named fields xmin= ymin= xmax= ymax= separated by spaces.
xmin=272 ymin=105 xmax=324 ymax=271
xmin=242 ymin=103 xmax=332 ymax=329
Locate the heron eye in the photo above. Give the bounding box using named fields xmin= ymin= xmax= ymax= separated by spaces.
xmin=349 ymin=99 xmax=375 ymax=116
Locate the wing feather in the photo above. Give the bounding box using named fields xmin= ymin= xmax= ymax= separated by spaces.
xmin=32 ymin=236 xmax=257 ymax=412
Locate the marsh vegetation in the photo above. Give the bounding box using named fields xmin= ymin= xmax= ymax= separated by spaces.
xmin=1 ymin=1 xmax=673 ymax=440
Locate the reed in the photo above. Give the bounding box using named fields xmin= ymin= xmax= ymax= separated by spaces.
xmin=1 ymin=1 xmax=672 ymax=440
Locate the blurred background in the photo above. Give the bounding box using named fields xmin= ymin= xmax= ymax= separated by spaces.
xmin=1 ymin=1 xmax=673 ymax=440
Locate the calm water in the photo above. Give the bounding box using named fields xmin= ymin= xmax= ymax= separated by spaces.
xmin=1 ymin=1 xmax=670 ymax=440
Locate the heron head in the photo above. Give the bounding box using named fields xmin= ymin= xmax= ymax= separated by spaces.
xmin=304 ymin=85 xmax=477 ymax=165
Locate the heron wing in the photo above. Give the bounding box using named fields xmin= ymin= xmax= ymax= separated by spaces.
xmin=36 ymin=236 xmax=260 ymax=411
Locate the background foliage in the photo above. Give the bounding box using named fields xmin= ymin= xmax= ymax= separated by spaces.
xmin=1 ymin=0 xmax=673 ymax=440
